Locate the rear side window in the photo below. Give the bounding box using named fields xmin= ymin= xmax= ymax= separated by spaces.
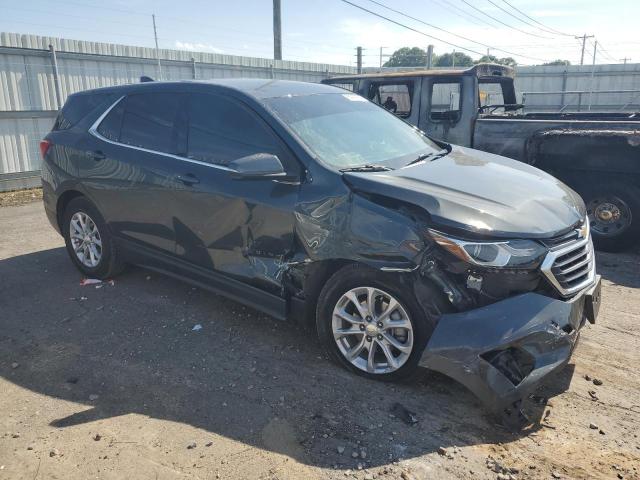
xmin=96 ymin=100 xmax=125 ymax=141
xmin=369 ymin=83 xmax=413 ymax=117
xmin=119 ymin=93 xmax=185 ymax=154
xmin=430 ymin=81 xmax=462 ymax=122
xmin=54 ymin=93 xmax=112 ymax=130
xmin=324 ymin=81 xmax=355 ymax=92
xmin=187 ymin=93 xmax=285 ymax=166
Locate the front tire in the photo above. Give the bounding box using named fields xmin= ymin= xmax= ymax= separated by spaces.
xmin=62 ymin=197 xmax=123 ymax=279
xmin=583 ymin=181 xmax=640 ymax=252
xmin=316 ymin=264 xmax=443 ymax=382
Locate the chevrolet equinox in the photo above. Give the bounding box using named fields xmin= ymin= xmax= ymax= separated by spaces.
xmin=41 ymin=79 xmax=601 ymax=425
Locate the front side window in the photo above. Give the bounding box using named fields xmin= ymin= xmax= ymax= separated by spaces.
xmin=265 ymin=93 xmax=439 ymax=170
xmin=479 ymin=81 xmax=506 ymax=113
xmin=187 ymin=93 xmax=284 ymax=166
xmin=430 ymin=81 xmax=461 ymax=122
xmin=116 ymin=93 xmax=185 ymax=154
xmin=369 ymin=83 xmax=413 ymax=117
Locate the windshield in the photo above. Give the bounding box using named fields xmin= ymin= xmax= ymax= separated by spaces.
xmin=265 ymin=93 xmax=440 ymax=170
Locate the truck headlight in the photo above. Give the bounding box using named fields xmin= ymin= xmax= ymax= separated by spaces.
xmin=428 ymin=229 xmax=547 ymax=268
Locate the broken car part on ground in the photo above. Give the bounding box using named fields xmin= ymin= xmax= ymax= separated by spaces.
xmin=41 ymin=78 xmax=600 ymax=426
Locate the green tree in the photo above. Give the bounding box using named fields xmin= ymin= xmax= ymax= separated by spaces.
xmin=543 ymin=59 xmax=571 ymax=66
xmin=435 ymin=51 xmax=474 ymax=67
xmin=383 ymin=47 xmax=430 ymax=67
xmin=475 ymin=55 xmax=517 ymax=67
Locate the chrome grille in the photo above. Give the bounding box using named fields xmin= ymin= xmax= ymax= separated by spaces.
xmin=541 ymin=221 xmax=596 ymax=297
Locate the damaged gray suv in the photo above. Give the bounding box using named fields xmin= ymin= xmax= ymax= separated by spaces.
xmin=41 ymin=79 xmax=601 ymax=425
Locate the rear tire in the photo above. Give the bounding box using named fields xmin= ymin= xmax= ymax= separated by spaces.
xmin=583 ymin=181 xmax=640 ymax=252
xmin=316 ymin=263 xmax=445 ymax=382
xmin=62 ymin=197 xmax=123 ymax=279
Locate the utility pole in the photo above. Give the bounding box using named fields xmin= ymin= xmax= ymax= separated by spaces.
xmin=426 ymin=44 xmax=434 ymax=69
xmin=273 ymin=0 xmax=282 ymax=61
xmin=620 ymin=57 xmax=631 ymax=64
xmin=452 ymin=49 xmax=456 ymax=68
xmin=152 ymin=14 xmax=162 ymax=80
xmin=588 ymin=40 xmax=598 ymax=111
xmin=356 ymin=46 xmax=363 ymax=74
xmin=379 ymin=46 xmax=386 ymax=68
xmin=576 ymin=34 xmax=595 ymax=65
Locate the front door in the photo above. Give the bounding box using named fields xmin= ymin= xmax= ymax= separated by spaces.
xmin=169 ymin=92 xmax=300 ymax=294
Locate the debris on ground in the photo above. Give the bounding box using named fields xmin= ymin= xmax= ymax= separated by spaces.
xmin=592 ymin=378 xmax=604 ymax=386
xmin=187 ymin=442 xmax=197 ymax=449
xmin=588 ymin=390 xmax=598 ymax=401
xmin=337 ymin=446 xmax=345 ymax=454
xmin=192 ymin=324 xmax=203 ymax=331
xmin=88 ymin=394 xmax=99 ymax=401
xmin=11 ymin=362 xmax=19 ymax=369
xmin=93 ymin=434 xmax=101 ymax=441
xmin=390 ymin=402 xmax=418 ymax=425
xmin=80 ymin=278 xmax=102 ymax=286
xmin=589 ymin=423 xmax=599 ymax=430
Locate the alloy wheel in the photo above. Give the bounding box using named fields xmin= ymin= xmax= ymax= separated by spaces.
xmin=69 ymin=211 xmax=103 ymax=268
xmin=331 ymin=286 xmax=413 ymax=374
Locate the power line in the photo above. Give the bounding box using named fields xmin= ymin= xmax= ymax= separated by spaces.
xmin=337 ymin=0 xmax=485 ymax=56
xmin=456 ymin=0 xmax=552 ymax=39
xmin=484 ymin=0 xmax=568 ymax=37
xmin=362 ymin=0 xmax=548 ymax=62
xmin=499 ymin=0 xmax=576 ymax=37
xmin=430 ymin=0 xmax=498 ymax=28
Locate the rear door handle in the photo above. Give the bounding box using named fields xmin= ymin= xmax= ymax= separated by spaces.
xmin=177 ymin=174 xmax=200 ymax=186
xmin=88 ymin=150 xmax=106 ymax=161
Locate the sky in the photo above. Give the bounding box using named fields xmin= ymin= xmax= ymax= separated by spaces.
xmin=0 ymin=0 xmax=638 ymax=67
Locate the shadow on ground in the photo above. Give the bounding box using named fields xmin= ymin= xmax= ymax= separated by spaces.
xmin=0 ymin=247 xmax=575 ymax=469
xmin=596 ymin=248 xmax=640 ymax=289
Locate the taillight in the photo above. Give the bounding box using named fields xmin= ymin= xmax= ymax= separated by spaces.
xmin=39 ymin=139 xmax=52 ymax=159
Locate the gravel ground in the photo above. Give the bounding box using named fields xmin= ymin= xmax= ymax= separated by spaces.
xmin=0 ymin=202 xmax=639 ymax=480
xmin=0 ymin=188 xmax=42 ymax=208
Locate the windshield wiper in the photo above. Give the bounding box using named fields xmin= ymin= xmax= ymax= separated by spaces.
xmin=340 ymin=164 xmax=392 ymax=173
xmin=405 ymin=148 xmax=449 ymax=167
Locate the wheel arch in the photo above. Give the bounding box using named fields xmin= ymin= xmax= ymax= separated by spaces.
xmin=56 ymin=189 xmax=86 ymax=232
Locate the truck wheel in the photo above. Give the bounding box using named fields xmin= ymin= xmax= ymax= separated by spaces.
xmin=316 ymin=264 xmax=443 ymax=382
xmin=62 ymin=197 xmax=124 ymax=279
xmin=584 ymin=182 xmax=640 ymax=252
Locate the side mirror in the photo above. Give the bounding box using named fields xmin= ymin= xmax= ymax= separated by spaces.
xmin=228 ymin=153 xmax=287 ymax=180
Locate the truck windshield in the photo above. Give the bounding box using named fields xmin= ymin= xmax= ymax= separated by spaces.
xmin=265 ymin=93 xmax=440 ymax=170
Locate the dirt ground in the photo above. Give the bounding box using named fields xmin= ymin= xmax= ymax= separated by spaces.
xmin=0 ymin=188 xmax=42 ymax=208
xmin=0 ymin=201 xmax=639 ymax=480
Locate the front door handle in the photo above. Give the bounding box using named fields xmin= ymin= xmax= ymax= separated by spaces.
xmin=88 ymin=150 xmax=106 ymax=161
xmin=177 ymin=174 xmax=200 ymax=186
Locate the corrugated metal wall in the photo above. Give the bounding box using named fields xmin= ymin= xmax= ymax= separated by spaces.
xmin=0 ymin=32 xmax=357 ymax=190
xmin=516 ymin=63 xmax=640 ymax=111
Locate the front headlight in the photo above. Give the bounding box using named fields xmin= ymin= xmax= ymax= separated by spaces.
xmin=428 ymin=229 xmax=547 ymax=268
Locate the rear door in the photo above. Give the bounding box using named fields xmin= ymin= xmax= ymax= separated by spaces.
xmin=419 ymin=75 xmax=475 ymax=146
xmin=169 ymin=92 xmax=301 ymax=293
xmin=82 ymin=91 xmax=187 ymax=254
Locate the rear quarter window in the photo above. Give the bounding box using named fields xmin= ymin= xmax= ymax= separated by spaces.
xmin=54 ymin=93 xmax=113 ymax=130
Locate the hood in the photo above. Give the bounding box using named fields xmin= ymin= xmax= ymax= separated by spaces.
xmin=343 ymin=146 xmax=585 ymax=239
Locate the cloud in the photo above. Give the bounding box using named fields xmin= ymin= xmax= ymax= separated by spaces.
xmin=175 ymin=41 xmax=224 ymax=54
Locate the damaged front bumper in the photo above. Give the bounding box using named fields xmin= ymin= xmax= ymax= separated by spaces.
xmin=419 ymin=275 xmax=601 ymax=416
